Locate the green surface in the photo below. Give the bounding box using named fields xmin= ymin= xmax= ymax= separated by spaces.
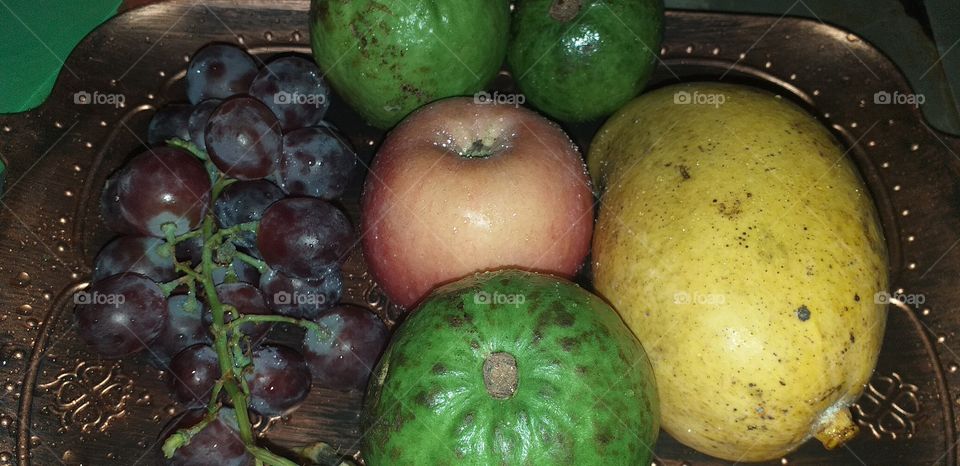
xmin=309 ymin=0 xmax=511 ymax=129
xmin=508 ymin=0 xmax=664 ymax=122
xmin=362 ymin=270 xmax=659 ymax=465
xmin=0 ymin=0 xmax=121 ymax=114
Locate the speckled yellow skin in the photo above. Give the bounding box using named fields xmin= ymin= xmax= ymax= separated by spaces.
xmin=588 ymin=83 xmax=888 ymax=461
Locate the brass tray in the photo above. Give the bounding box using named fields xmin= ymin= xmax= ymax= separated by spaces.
xmin=0 ymin=1 xmax=958 ymax=464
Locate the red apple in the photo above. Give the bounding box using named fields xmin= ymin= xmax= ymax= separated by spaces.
xmin=361 ymin=97 xmax=594 ymax=309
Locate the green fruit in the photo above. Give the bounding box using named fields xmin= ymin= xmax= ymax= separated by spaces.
xmin=507 ymin=0 xmax=663 ymax=122
xmin=589 ymin=83 xmax=888 ymax=461
xmin=309 ymin=0 xmax=510 ymax=129
xmin=361 ymin=269 xmax=659 ymax=465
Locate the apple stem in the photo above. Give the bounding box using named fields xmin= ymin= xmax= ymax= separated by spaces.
xmin=550 ymin=0 xmax=583 ymax=22
xmin=461 ymin=139 xmax=497 ymax=159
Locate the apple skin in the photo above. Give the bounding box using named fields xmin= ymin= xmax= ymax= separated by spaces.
xmin=361 ymin=97 xmax=594 ymax=309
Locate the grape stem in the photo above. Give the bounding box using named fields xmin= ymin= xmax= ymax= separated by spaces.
xmin=234 ymin=251 xmax=269 ymax=274
xmin=159 ymin=141 xmax=310 ymax=466
xmin=226 ymin=314 xmax=333 ymax=341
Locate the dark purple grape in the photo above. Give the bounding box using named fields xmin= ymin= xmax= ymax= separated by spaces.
xmin=207 ymin=283 xmax=273 ymax=341
xmin=211 ymin=257 xmax=262 ymax=286
xmin=259 ymin=267 xmax=342 ymax=319
xmin=168 ymin=344 xmax=220 ymax=407
xmin=248 ymin=56 xmax=330 ymax=131
xmin=187 ymin=99 xmax=221 ymax=152
xmin=153 ymin=294 xmax=210 ymax=366
xmin=245 ymin=345 xmax=311 ymax=416
xmin=92 ymin=236 xmax=176 ymax=283
xmin=75 ymin=273 xmax=167 ymax=358
xmin=148 ymin=105 xmax=193 ymax=145
xmin=175 ymin=235 xmax=204 ymax=266
xmin=257 ymin=198 xmax=352 ymax=279
xmin=279 ymin=127 xmax=356 ymax=199
xmin=302 ymin=305 xmax=388 ymax=390
xmin=205 ymin=97 xmax=281 ymax=180
xmin=161 ymin=408 xmax=251 ymax=466
xmin=185 ymin=44 xmax=258 ymax=104
xmin=100 ymin=173 xmax=139 ymax=235
xmin=214 ymin=180 xmax=283 ymax=249
xmin=116 ymin=148 xmax=211 ymax=236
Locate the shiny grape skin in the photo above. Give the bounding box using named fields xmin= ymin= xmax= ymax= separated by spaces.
xmin=152 ymin=295 xmax=210 ymax=367
xmin=302 ymin=305 xmax=388 ymax=390
xmin=174 ymin=234 xmax=204 ymax=266
xmin=278 ymin=127 xmax=357 ymax=200
xmin=245 ymin=345 xmax=311 ymax=416
xmin=185 ymin=44 xmax=258 ymax=104
xmin=75 ymin=273 xmax=167 ymax=358
xmin=207 ymin=282 xmax=273 ymax=342
xmin=100 ymin=173 xmax=140 ymax=235
xmin=204 ymin=97 xmax=282 ymax=180
xmin=187 ymin=99 xmax=221 ymax=152
xmin=211 ymin=258 xmax=262 ymax=286
xmin=147 ymin=105 xmax=193 ymax=146
xmin=257 ymin=198 xmax=352 ymax=279
xmin=92 ymin=236 xmax=177 ymax=283
xmin=161 ymin=408 xmax=251 ymax=466
xmin=259 ymin=267 xmax=342 ymax=319
xmin=116 ymin=147 xmax=211 ymax=236
xmin=248 ymin=55 xmax=330 ymax=131
xmin=168 ymin=344 xmax=220 ymax=407
xmin=213 ymin=180 xmax=283 ymax=249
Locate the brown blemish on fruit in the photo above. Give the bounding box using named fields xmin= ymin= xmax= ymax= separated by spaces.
xmin=483 ymin=352 xmax=518 ymax=399
xmin=716 ymin=199 xmax=743 ymax=219
xmin=678 ymin=164 xmax=691 ymax=180
xmin=552 ymin=302 xmax=575 ymax=327
xmin=560 ymin=337 xmax=578 ymax=351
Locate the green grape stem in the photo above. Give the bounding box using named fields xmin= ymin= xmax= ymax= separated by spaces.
xmin=158 ymin=140 xmax=318 ymax=466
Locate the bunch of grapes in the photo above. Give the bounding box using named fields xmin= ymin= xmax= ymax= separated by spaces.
xmin=79 ymin=43 xmax=389 ymax=466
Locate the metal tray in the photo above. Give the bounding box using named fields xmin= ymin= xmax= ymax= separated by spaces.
xmin=0 ymin=1 xmax=958 ymax=464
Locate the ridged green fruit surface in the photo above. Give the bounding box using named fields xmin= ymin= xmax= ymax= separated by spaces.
xmin=361 ymin=269 xmax=659 ymax=465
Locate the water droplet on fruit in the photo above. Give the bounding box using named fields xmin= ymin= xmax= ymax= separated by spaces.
xmin=910 ymin=143 xmax=920 ymax=151
xmin=64 ymin=190 xmax=73 ymax=197
xmin=15 ymin=272 xmax=30 ymax=286
xmin=53 ymin=121 xmax=63 ymax=129
xmin=264 ymin=31 xmax=273 ymax=41
xmin=62 ymin=450 xmax=78 ymax=463
xmin=30 ymin=435 xmax=40 ymax=447
xmin=72 ymin=164 xmax=82 ymax=172
xmin=291 ymin=30 xmax=302 ymax=41
xmin=0 ymin=451 xmax=11 ymax=462
xmin=17 ymin=305 xmax=31 ymax=315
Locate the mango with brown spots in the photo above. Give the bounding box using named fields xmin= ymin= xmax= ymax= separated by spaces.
xmin=589 ymin=83 xmax=888 ymax=461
